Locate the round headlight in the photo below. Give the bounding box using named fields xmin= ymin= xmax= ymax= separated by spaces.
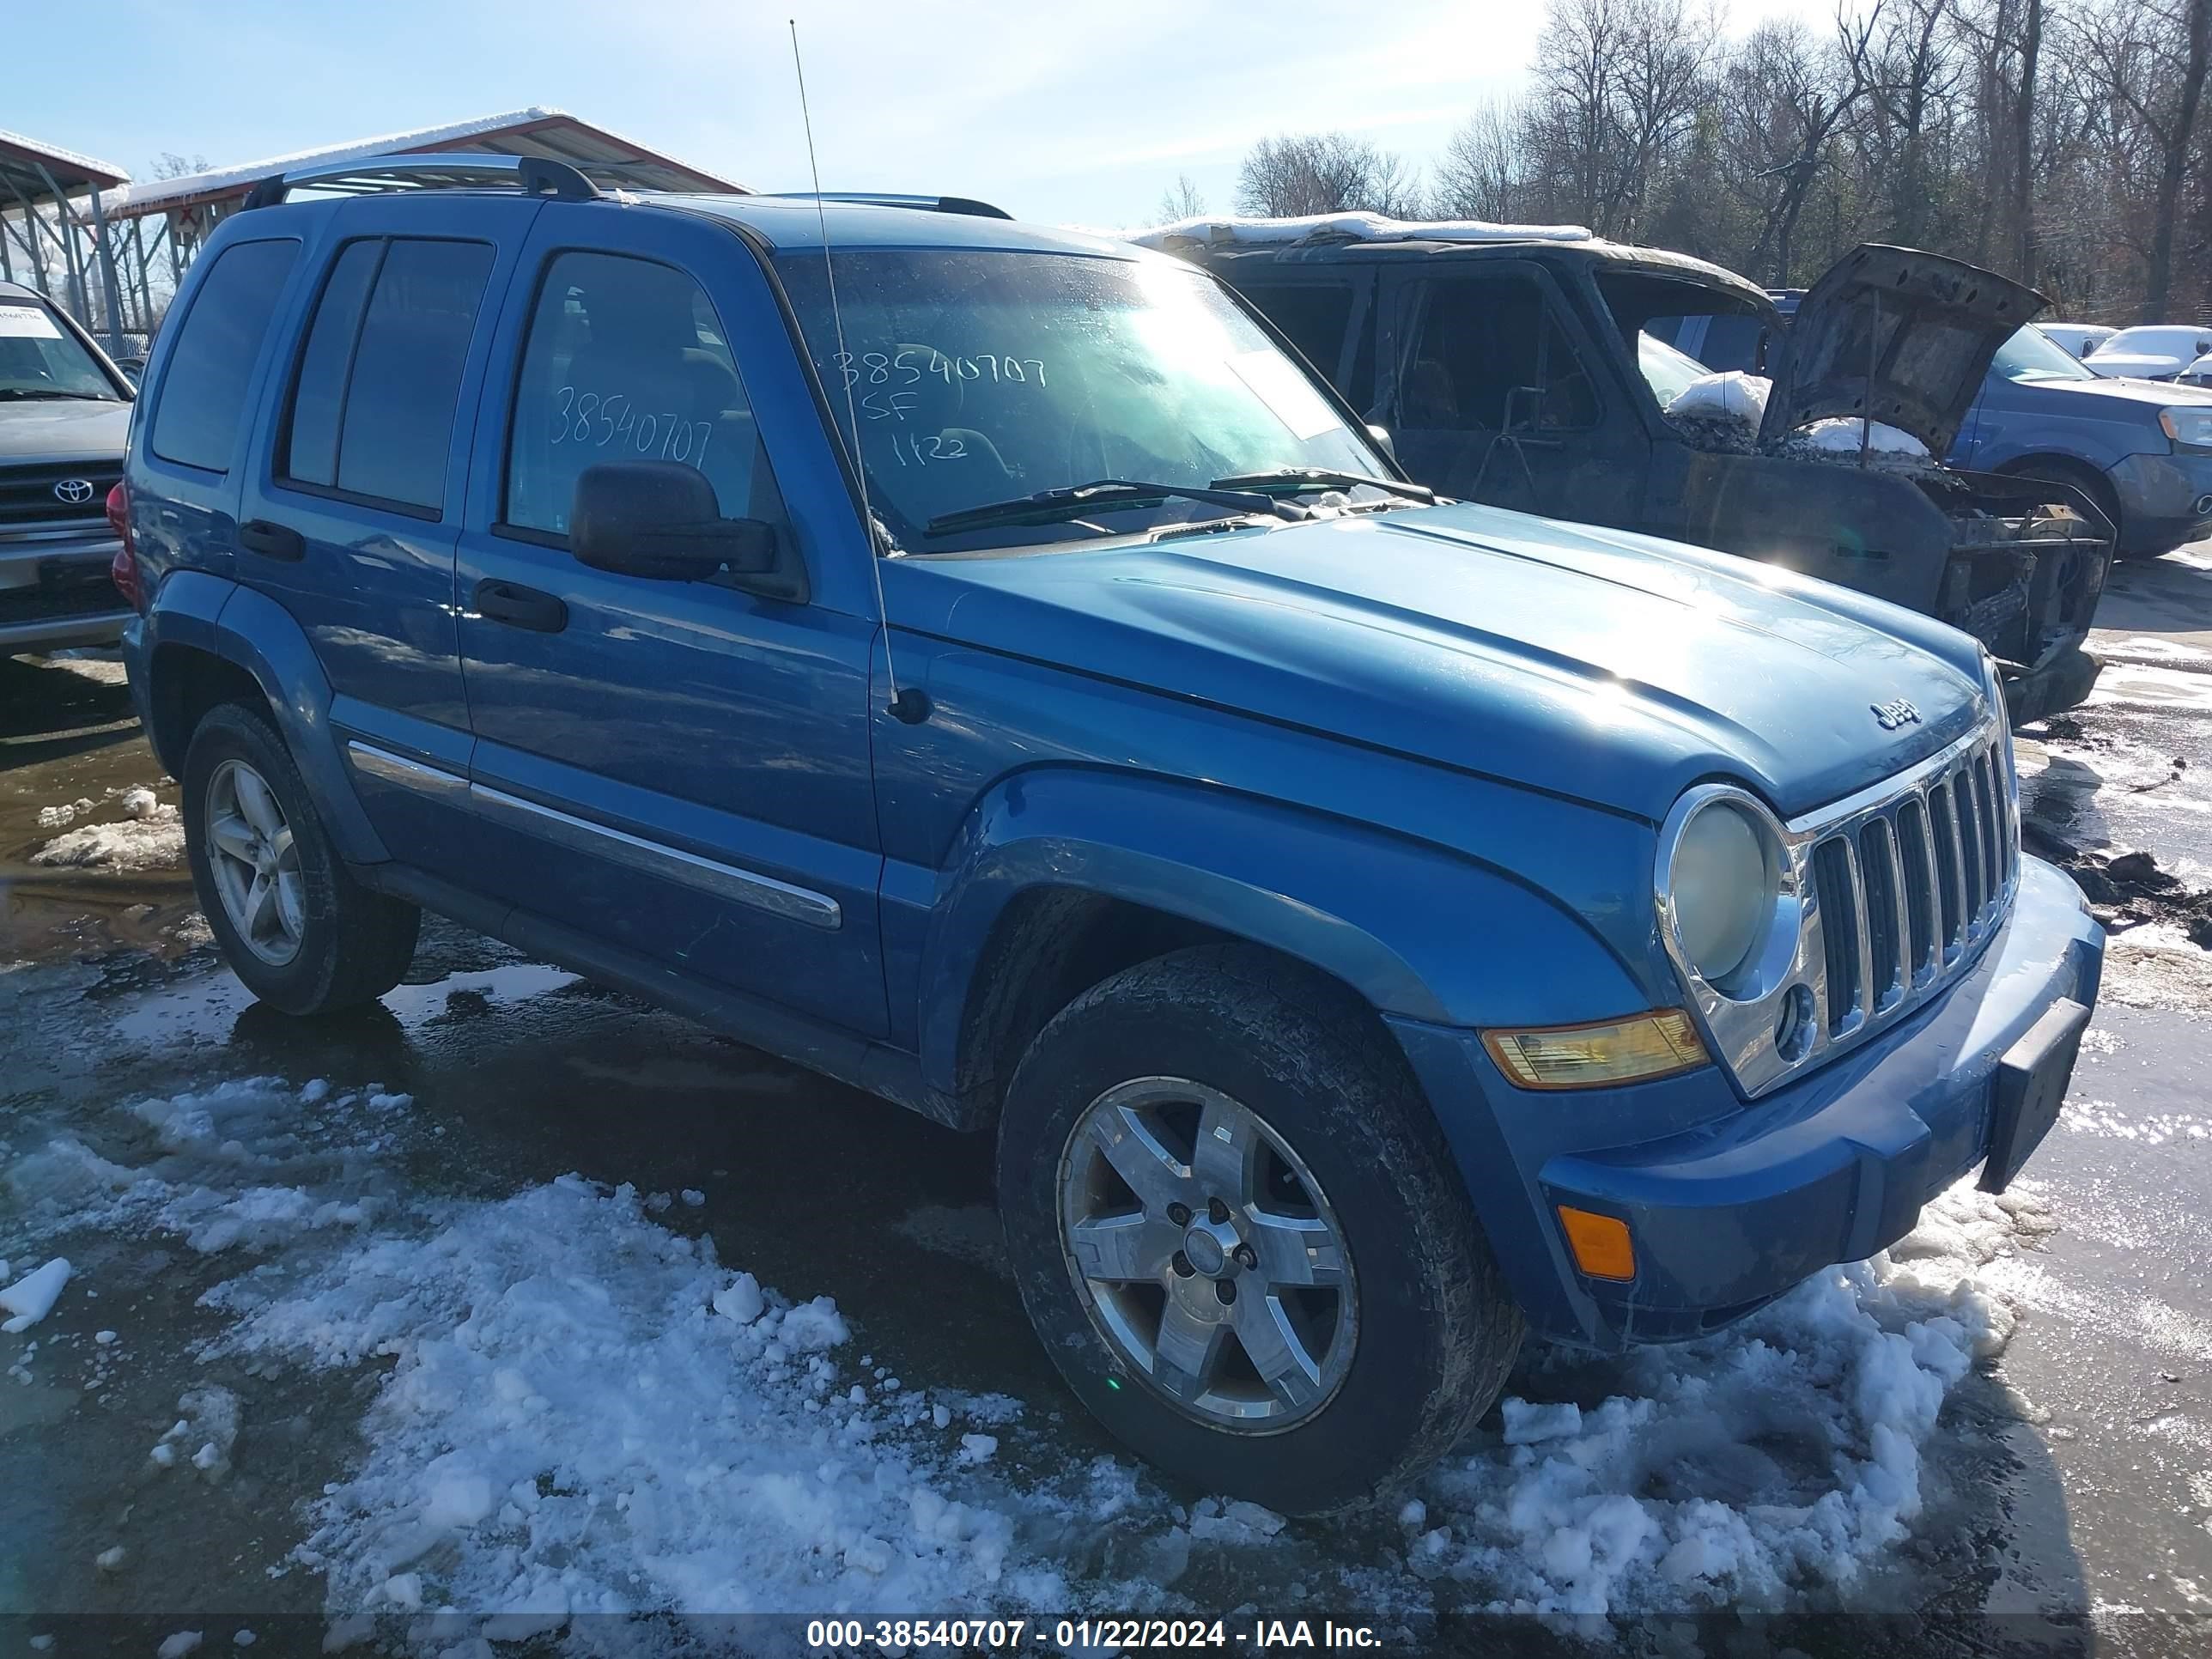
xmin=1669 ymin=799 xmax=1776 ymax=984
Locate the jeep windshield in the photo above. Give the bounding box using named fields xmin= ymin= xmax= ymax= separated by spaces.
xmin=775 ymin=249 xmax=1399 ymax=550
xmin=0 ymin=300 xmax=125 ymax=402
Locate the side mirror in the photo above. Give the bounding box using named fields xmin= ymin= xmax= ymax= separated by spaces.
xmin=571 ymin=460 xmax=778 ymax=584
xmin=1365 ymin=423 xmax=1397 ymax=462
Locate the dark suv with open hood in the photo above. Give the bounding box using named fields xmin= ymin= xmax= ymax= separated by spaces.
xmin=1146 ymin=223 xmax=2111 ymax=723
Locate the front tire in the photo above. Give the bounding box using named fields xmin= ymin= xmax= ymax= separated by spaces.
xmin=182 ymin=702 xmax=419 ymax=1014
xmin=997 ymin=945 xmax=1522 ymax=1516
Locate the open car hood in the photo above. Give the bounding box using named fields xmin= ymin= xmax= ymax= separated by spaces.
xmin=1757 ymin=245 xmax=2045 ymax=458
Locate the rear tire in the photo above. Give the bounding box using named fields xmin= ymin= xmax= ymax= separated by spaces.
xmin=182 ymin=702 xmax=419 ymax=1014
xmin=997 ymin=944 xmax=1522 ymax=1516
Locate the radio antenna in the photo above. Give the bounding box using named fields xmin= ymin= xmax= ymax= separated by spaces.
xmin=789 ymin=19 xmax=925 ymax=723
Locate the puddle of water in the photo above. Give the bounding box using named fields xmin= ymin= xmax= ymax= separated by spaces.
xmin=105 ymin=958 xmax=583 ymax=1054
xmin=2090 ymin=662 xmax=2212 ymax=713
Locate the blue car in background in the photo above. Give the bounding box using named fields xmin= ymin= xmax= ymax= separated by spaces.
xmin=1954 ymin=325 xmax=2212 ymax=560
xmin=112 ymin=155 xmax=2104 ymax=1514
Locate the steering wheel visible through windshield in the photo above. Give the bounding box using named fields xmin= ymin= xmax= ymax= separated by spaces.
xmin=775 ymin=248 xmax=1395 ymax=550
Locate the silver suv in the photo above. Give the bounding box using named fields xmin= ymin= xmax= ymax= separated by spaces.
xmin=1 ymin=281 xmax=135 ymax=653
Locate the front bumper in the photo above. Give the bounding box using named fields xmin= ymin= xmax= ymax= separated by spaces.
xmin=0 ymin=526 xmax=128 ymax=651
xmin=2108 ymin=449 xmax=2212 ymax=554
xmin=1389 ymin=855 xmax=2104 ymax=1350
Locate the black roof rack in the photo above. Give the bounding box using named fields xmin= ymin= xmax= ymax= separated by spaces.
xmin=765 ymin=191 xmax=1012 ymax=222
xmin=243 ymin=153 xmax=599 ymax=210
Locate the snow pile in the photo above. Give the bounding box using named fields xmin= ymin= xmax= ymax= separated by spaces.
xmin=1792 ymin=416 xmax=1930 ymax=458
xmin=0 ymin=1257 xmax=73 ymax=1332
xmin=1666 ymin=370 xmax=1771 ymax=427
xmin=4 ymin=1077 xmax=413 ymax=1259
xmin=1127 ymin=212 xmax=1592 ymax=252
xmin=36 ymin=796 xmax=96 ymax=830
xmin=211 ymin=1176 xmax=1060 ymax=1626
xmin=31 ymin=792 xmax=185 ymax=872
xmin=1406 ymin=1181 xmax=2049 ymax=1614
xmin=3 ymin=1056 xmax=2057 ymax=1628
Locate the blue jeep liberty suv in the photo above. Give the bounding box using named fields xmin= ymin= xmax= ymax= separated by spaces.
xmin=116 ymin=155 xmax=2104 ymax=1516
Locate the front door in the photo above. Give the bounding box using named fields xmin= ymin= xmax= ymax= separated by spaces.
xmin=453 ymin=204 xmax=887 ymax=1034
xmin=1380 ymin=263 xmax=1644 ymax=525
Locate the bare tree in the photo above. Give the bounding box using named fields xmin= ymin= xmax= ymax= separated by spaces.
xmin=1234 ymin=132 xmax=1425 ymax=217
xmin=1432 ymin=100 xmax=1534 ymax=221
xmin=1155 ymin=173 xmax=1207 ymax=222
xmin=2146 ymin=0 xmax=2210 ymax=317
xmin=1718 ymin=15 xmax=1875 ymax=283
xmin=1522 ymin=0 xmax=1719 ymax=238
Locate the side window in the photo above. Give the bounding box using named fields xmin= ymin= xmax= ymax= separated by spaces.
xmin=278 ymin=238 xmax=495 ymax=514
xmin=282 ymin=241 xmax=382 ymax=488
xmin=1400 ymin=276 xmax=1600 ymax=434
xmin=504 ymin=251 xmax=771 ymax=539
xmin=149 ymin=239 xmax=300 ymax=473
xmin=1242 ymin=283 xmax=1354 ymax=384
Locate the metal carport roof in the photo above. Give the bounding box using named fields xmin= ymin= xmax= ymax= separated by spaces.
xmin=99 ymin=107 xmax=745 ymax=221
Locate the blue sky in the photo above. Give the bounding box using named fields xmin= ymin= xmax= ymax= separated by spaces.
xmin=13 ymin=0 xmax=1831 ymax=228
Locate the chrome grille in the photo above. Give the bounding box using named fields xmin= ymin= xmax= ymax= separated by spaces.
xmin=1807 ymin=725 xmax=2017 ymax=1042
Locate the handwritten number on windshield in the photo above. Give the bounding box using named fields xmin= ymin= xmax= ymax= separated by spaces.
xmin=833 ymin=349 xmax=1046 ymax=390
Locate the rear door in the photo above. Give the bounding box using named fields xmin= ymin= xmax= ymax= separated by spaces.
xmin=237 ymin=196 xmax=541 ymax=864
xmin=453 ymin=204 xmax=887 ymax=1034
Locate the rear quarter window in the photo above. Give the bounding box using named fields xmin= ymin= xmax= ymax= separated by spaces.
xmin=149 ymin=239 xmax=301 ymax=473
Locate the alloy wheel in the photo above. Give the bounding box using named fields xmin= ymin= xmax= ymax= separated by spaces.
xmin=1056 ymin=1076 xmax=1357 ymax=1431
xmin=204 ymin=758 xmax=306 ymax=967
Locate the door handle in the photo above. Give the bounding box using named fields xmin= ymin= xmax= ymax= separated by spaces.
xmin=475 ymin=579 xmax=568 ymax=633
xmin=238 ymin=519 xmax=305 ymax=561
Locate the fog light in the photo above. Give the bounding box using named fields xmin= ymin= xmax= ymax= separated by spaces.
xmin=1482 ymin=1011 xmax=1708 ymax=1090
xmin=1557 ymin=1206 xmax=1636 ymax=1281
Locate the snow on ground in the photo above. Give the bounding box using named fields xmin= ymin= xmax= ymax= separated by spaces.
xmin=0 ymin=1255 xmax=73 ymax=1330
xmin=2 ymin=1066 xmax=2060 ymax=1640
xmin=30 ymin=787 xmax=183 ymax=871
xmin=1394 ymin=1181 xmax=2051 ymax=1616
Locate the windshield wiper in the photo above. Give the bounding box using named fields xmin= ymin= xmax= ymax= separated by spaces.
xmin=0 ymin=387 xmax=114 ymax=402
xmin=1210 ymin=466 xmax=1436 ymax=503
xmin=925 ymin=478 xmax=1308 ymax=537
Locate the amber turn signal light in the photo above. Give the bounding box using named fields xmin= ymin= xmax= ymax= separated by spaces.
xmin=1481 ymin=1010 xmax=1708 ymax=1090
xmin=1557 ymin=1206 xmax=1636 ymax=1282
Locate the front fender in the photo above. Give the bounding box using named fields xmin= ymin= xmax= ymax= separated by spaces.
xmin=141 ymin=573 xmax=388 ymax=865
xmin=913 ymin=767 xmax=1650 ymax=1097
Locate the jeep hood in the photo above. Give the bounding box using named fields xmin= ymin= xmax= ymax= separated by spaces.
xmin=1759 ymin=245 xmax=2045 ymax=459
xmin=896 ymin=503 xmax=1988 ymax=823
xmin=0 ymin=395 xmax=131 ymax=459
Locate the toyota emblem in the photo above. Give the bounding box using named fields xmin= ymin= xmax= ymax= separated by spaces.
xmin=53 ymin=477 xmax=96 ymax=506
